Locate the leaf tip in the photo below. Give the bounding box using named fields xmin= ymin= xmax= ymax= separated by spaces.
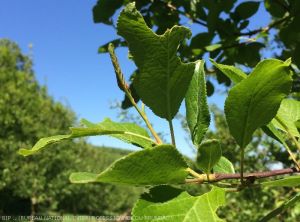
xmin=18 ymin=148 xmax=33 ymax=157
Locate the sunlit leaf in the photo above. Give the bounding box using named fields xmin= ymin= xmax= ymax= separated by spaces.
xmin=70 ymin=145 xmax=188 ymax=185
xmin=132 ymin=186 xmax=226 ymax=222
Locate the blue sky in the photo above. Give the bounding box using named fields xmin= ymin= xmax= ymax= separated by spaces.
xmin=0 ymin=0 xmax=270 ymax=157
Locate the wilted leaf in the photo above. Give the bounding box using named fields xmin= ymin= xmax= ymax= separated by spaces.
xmin=19 ymin=118 xmax=155 ymax=156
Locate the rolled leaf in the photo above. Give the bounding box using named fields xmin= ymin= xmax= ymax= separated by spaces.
xmin=19 ymin=118 xmax=155 ymax=156
xmin=185 ymin=60 xmax=210 ymax=145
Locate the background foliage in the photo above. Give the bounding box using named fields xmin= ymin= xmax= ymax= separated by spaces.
xmin=0 ymin=39 xmax=142 ymax=217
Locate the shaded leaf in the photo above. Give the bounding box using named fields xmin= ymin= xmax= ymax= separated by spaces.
xmin=185 ymin=60 xmax=210 ymax=145
xmin=225 ymin=59 xmax=292 ymax=147
xmin=213 ymin=156 xmax=235 ymax=174
xmin=132 ymin=186 xmax=226 ymax=222
xmin=117 ymin=3 xmax=195 ymax=120
xmin=19 ymin=118 xmax=155 ymax=156
xmin=196 ymin=139 xmax=222 ymax=174
xmin=98 ymin=39 xmax=125 ymax=53
xmin=70 ymin=145 xmax=188 ymax=185
xmin=234 ymin=1 xmax=260 ymax=20
xmin=93 ymin=0 xmax=124 ymax=24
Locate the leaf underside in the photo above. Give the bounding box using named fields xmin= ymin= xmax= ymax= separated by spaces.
xmin=117 ymin=2 xmax=195 ymax=120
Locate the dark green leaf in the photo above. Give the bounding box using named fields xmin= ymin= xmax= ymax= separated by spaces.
xmin=93 ymin=0 xmax=124 ymax=24
xmin=70 ymin=145 xmax=188 ymax=185
xmin=264 ymin=0 xmax=287 ymax=18
xmin=196 ymin=139 xmax=222 ymax=174
xmin=98 ymin=39 xmax=125 ymax=53
xmin=185 ymin=60 xmax=210 ymax=145
xmin=234 ymin=1 xmax=260 ymax=20
xmin=132 ymin=186 xmax=226 ymax=222
xmin=117 ymin=3 xmax=195 ymax=120
xmin=19 ymin=118 xmax=155 ymax=156
xmin=225 ymin=59 xmax=292 ymax=147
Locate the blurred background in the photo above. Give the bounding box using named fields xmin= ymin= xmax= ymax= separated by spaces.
xmin=1 ymin=0 xmax=300 ymax=221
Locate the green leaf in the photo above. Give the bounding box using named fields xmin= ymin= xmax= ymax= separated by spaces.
xmin=70 ymin=145 xmax=188 ymax=185
xmin=117 ymin=3 xmax=195 ymax=120
xmin=262 ymin=176 xmax=300 ymax=187
xmin=210 ymin=59 xmax=247 ymax=84
xmin=234 ymin=1 xmax=260 ymax=20
xmin=225 ymin=59 xmax=292 ymax=147
xmin=213 ymin=156 xmax=235 ymax=174
xmin=259 ymin=193 xmax=300 ymax=222
xmin=98 ymin=39 xmax=125 ymax=53
xmin=264 ymin=0 xmax=287 ymax=18
xmin=185 ymin=60 xmax=210 ymax=145
xmin=93 ymin=0 xmax=124 ymax=24
xmin=205 ymin=43 xmax=222 ymax=52
xmin=211 ymin=59 xmax=294 ymax=148
xmin=272 ymin=99 xmax=300 ymax=138
xmin=132 ymin=186 xmax=225 ymax=222
xmin=196 ymin=139 xmax=222 ymax=174
xmin=18 ymin=135 xmax=72 ymax=156
xmin=18 ymin=118 xmax=155 ymax=156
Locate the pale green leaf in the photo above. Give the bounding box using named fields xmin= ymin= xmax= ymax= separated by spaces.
xmin=259 ymin=193 xmax=300 ymax=222
xmin=272 ymin=99 xmax=300 ymax=137
xmin=262 ymin=176 xmax=300 ymax=187
xmin=213 ymin=156 xmax=235 ymax=174
xmin=132 ymin=186 xmax=225 ymax=222
xmin=185 ymin=60 xmax=210 ymax=145
xmin=117 ymin=3 xmax=195 ymax=120
xmin=19 ymin=118 xmax=155 ymax=156
xmin=225 ymin=59 xmax=292 ymax=147
xmin=70 ymin=145 xmax=188 ymax=185
xmin=210 ymin=59 xmax=248 ymax=84
xmin=196 ymin=139 xmax=222 ymax=174
xmin=205 ymin=44 xmax=222 ymax=52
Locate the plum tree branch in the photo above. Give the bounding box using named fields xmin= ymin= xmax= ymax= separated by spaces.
xmin=186 ymin=167 xmax=299 ymax=184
